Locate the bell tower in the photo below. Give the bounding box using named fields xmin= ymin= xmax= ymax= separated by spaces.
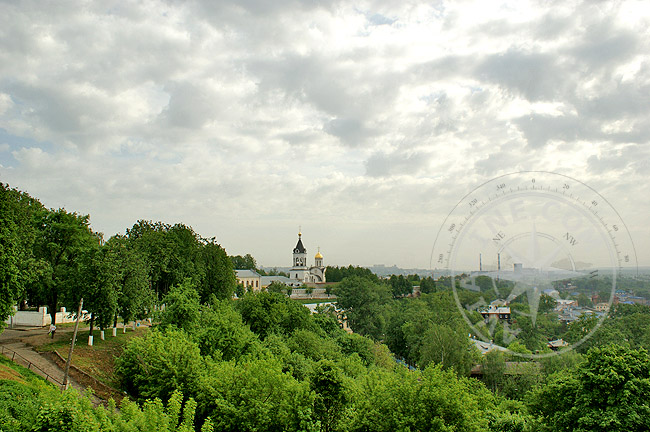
xmin=291 ymin=230 xmax=309 ymax=281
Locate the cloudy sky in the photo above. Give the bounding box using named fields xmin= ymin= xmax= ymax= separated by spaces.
xmin=1 ymin=0 xmax=649 ymax=269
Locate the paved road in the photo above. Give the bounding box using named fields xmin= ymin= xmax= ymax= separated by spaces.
xmin=0 ymin=326 xmax=85 ymax=392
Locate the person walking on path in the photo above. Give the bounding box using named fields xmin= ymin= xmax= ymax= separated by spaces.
xmin=48 ymin=324 xmax=56 ymax=338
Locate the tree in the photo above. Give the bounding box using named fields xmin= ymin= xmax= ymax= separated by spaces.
xmin=334 ymin=276 xmax=390 ymax=339
xmin=30 ymin=208 xmax=99 ymax=325
xmin=235 ymin=290 xmax=311 ymax=339
xmin=310 ymin=360 xmax=347 ymax=432
xmin=229 ymin=254 xmax=257 ymax=270
xmin=106 ymin=235 xmax=154 ymax=328
xmin=528 ymin=345 xmax=650 ymax=432
xmin=419 ymin=276 xmax=436 ymax=294
xmin=482 ymin=350 xmax=506 ymax=393
xmin=325 ymin=265 xmax=379 ymax=283
xmin=125 ymin=221 xmax=204 ymax=298
xmin=195 ymin=358 xmax=316 ymax=432
xmin=388 ymin=275 xmax=412 ymax=298
xmin=474 ymin=275 xmax=495 ymax=292
xmin=191 ymin=301 xmax=260 ymax=361
xmin=71 ymin=243 xmax=121 ymax=336
xmin=538 ymin=294 xmax=556 ymax=313
xmin=197 ymin=239 xmax=236 ymax=302
xmin=267 ymin=281 xmax=287 ymax=294
xmin=116 ymin=328 xmax=206 ymax=402
xmin=342 ymin=365 xmax=493 ymax=432
xmin=0 ymin=184 xmax=44 ymax=325
xmin=418 ymin=324 xmax=478 ymax=376
xmin=159 ymin=280 xmax=201 ymax=332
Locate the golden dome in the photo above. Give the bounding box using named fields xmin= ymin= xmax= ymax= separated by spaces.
xmin=315 ymin=248 xmax=323 ymax=259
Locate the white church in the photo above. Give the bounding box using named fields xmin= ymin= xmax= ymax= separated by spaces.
xmin=289 ymin=231 xmax=326 ymax=284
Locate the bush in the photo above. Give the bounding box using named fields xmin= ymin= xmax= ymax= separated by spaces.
xmin=116 ymin=328 xmax=205 ymax=402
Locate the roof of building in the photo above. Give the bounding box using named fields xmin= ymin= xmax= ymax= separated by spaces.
xmin=315 ymin=250 xmax=323 ymax=259
xmin=293 ymin=234 xmax=306 ymax=254
xmin=481 ymin=305 xmax=511 ymax=314
xmin=547 ymin=339 xmax=569 ymax=348
xmin=235 ymin=269 xmax=261 ymax=278
xmin=260 ymin=276 xmax=293 ymax=286
xmin=471 ymin=339 xmax=508 ymax=355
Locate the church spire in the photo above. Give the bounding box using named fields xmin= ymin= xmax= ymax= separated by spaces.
xmin=293 ymin=230 xmax=306 ymax=254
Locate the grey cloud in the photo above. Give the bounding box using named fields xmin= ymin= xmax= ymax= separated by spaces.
xmin=473 ymin=145 xmax=524 ymax=176
xmin=514 ymin=114 xmax=584 ymax=148
xmin=576 ymin=82 xmax=650 ymax=121
xmin=157 ymin=83 xmax=225 ymax=130
xmin=365 ymin=150 xmax=433 ymax=177
xmin=249 ymin=53 xmax=402 ymax=145
xmin=7 ymin=82 xmax=107 ymax=136
xmin=193 ymin=0 xmax=337 ymax=17
xmin=569 ymin=18 xmax=638 ymax=71
xmin=323 ymin=118 xmax=370 ymax=146
xmin=533 ymin=13 xmax=573 ymax=40
xmin=587 ymin=145 xmax=650 ymax=175
xmin=476 ymin=50 xmax=565 ymax=101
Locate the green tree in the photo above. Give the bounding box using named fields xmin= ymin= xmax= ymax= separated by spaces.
xmin=235 ymin=290 xmax=311 ymax=339
xmin=197 ymin=239 xmax=236 ymax=301
xmin=116 ymin=328 xmax=206 ymax=402
xmin=418 ymin=324 xmax=478 ymax=376
xmin=334 ymin=276 xmax=390 ymax=339
xmin=106 ymin=235 xmax=154 ymax=328
xmin=229 ymin=254 xmax=257 ymax=270
xmin=325 ymin=265 xmax=379 ymax=283
xmin=192 ymin=301 xmax=260 ymax=361
xmin=538 ymin=294 xmax=556 ymax=313
xmin=481 ymin=350 xmax=506 ymax=393
xmin=342 ymin=365 xmax=493 ymax=432
xmin=125 ymin=221 xmax=204 ymax=298
xmin=267 ymin=280 xmax=287 ymax=294
xmin=388 ymin=275 xmax=412 ymax=298
xmin=0 ymin=184 xmax=44 ymax=325
xmin=310 ymin=360 xmax=347 ymax=432
xmin=474 ymin=275 xmax=495 ymax=292
xmin=159 ymin=279 xmax=201 ymax=332
xmin=196 ymin=358 xmax=316 ymax=432
xmin=71 ymin=243 xmax=121 ymax=336
xmin=528 ymin=344 xmax=650 ymax=431
xmin=30 ymin=208 xmax=99 ymax=325
xmin=419 ymin=276 xmax=436 ymax=294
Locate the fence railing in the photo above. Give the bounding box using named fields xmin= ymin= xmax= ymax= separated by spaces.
xmin=0 ymin=344 xmax=65 ymax=388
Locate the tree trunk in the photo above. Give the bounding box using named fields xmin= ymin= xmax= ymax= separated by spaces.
xmin=89 ymin=312 xmax=94 ymax=337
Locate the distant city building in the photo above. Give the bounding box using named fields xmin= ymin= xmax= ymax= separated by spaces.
xmin=471 ymin=338 xmax=507 ymax=355
xmin=555 ymin=298 xmax=578 ymax=311
xmin=479 ymin=305 xmax=511 ymax=323
xmin=543 ymin=288 xmax=560 ymax=299
xmin=547 ymin=338 xmax=569 ymax=350
xmin=594 ymin=302 xmax=610 ymax=312
xmin=290 ymin=231 xmax=326 ymax=284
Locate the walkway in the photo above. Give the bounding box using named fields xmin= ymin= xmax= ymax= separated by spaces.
xmin=0 ymin=326 xmax=84 ymax=392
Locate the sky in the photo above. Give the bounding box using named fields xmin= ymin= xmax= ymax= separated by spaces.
xmin=1 ymin=0 xmax=649 ymax=269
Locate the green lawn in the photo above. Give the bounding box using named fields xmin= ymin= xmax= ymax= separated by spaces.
xmin=34 ymin=326 xmax=149 ymax=388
